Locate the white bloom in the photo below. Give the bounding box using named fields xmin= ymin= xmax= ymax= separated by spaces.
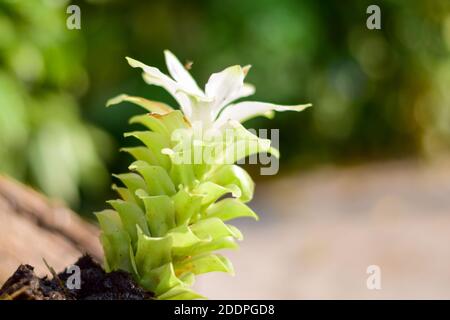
xmin=110 ymin=50 xmax=311 ymax=130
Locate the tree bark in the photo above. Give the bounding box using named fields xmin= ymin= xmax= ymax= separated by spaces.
xmin=0 ymin=175 xmax=102 ymax=284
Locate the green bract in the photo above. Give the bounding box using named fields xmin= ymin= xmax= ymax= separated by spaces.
xmin=97 ymin=51 xmax=310 ymax=299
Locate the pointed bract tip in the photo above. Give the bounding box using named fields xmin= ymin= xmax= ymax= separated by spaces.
xmin=106 ymin=94 xmax=127 ymax=107
xmin=125 ymin=56 xmax=143 ymax=69
xmin=242 ymin=65 xmax=252 ymax=76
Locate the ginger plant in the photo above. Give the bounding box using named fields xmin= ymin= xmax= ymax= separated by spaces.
xmin=96 ymin=51 xmax=310 ymax=299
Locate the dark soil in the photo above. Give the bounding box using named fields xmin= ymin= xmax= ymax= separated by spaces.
xmin=0 ymin=255 xmax=153 ymax=300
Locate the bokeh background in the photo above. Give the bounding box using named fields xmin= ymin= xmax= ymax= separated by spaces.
xmin=1 ymin=0 xmax=450 ymax=298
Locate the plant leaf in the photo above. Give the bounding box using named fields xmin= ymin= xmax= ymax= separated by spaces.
xmin=112 ymin=172 xmax=147 ymax=205
xmin=95 ymin=209 xmax=133 ymax=272
xmin=172 ymin=187 xmax=203 ymax=225
xmin=193 ymin=181 xmax=241 ymax=208
xmin=111 ymin=184 xmax=134 ymax=202
xmin=121 ymin=146 xmax=161 ymax=166
xmin=134 ymin=228 xmax=172 ymax=277
xmin=138 ymin=194 xmax=176 ymax=237
xmin=106 ymin=94 xmax=173 ymax=114
xmin=174 ymin=254 xmax=234 ymax=276
xmin=206 ymin=198 xmax=258 ymax=221
xmin=208 ymin=164 xmax=254 ymax=202
xmin=107 ymin=199 xmax=149 ymax=246
xmin=129 ymin=160 xmax=176 ymax=196
xmin=124 ymin=131 xmax=171 ymax=170
xmin=190 ymin=217 xmax=243 ymax=240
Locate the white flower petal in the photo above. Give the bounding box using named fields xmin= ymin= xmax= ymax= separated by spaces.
xmin=125 ymin=53 xmax=312 ymax=131
xmin=173 ymin=87 xmax=216 ymax=122
xmin=205 ymin=65 xmax=246 ymax=117
xmin=164 ymin=50 xmax=204 ymax=96
xmin=215 ymin=101 xmax=312 ymax=128
xmin=126 ymin=57 xmax=175 ymax=89
xmin=126 ymin=56 xmax=193 ymax=117
xmin=234 ymin=83 xmax=255 ymax=100
xmin=228 ymin=65 xmax=254 ymax=102
xmin=177 ymin=91 xmax=214 ymax=127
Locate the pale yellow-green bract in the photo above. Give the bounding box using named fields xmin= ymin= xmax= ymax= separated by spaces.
xmin=97 ymin=51 xmax=310 ymax=299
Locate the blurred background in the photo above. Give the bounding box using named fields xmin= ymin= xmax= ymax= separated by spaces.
xmin=1 ymin=0 xmax=450 ymax=298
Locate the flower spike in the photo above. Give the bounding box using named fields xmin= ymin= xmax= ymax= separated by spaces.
xmin=98 ymin=51 xmax=310 ymax=299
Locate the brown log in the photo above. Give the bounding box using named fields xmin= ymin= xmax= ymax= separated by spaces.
xmin=0 ymin=175 xmax=102 ymax=284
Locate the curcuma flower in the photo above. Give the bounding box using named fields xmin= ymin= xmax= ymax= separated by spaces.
xmin=98 ymin=51 xmax=310 ymax=299
xmin=108 ymin=50 xmax=311 ymax=129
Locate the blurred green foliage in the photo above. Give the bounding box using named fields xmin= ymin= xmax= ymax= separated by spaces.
xmin=0 ymin=0 xmax=111 ymax=208
xmin=1 ymin=0 xmax=449 ymax=212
